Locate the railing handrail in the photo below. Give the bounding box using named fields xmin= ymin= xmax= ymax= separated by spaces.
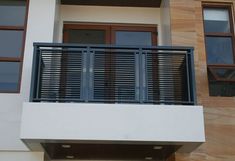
xmin=33 ymin=42 xmax=194 ymax=52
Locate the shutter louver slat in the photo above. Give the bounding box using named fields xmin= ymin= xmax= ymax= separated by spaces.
xmin=146 ymin=52 xmax=188 ymax=103
xmin=93 ymin=51 xmax=136 ymax=102
xmin=39 ymin=51 xmax=83 ymax=101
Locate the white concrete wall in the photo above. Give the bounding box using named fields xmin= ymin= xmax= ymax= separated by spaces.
xmin=53 ymin=0 xmax=61 ymax=42
xmin=21 ymin=0 xmax=58 ymax=101
xmin=21 ymin=103 xmax=205 ymax=153
xmin=0 ymin=0 xmax=58 ymax=153
xmin=0 ymin=152 xmax=44 ymax=161
xmin=58 ymin=5 xmax=163 ymax=44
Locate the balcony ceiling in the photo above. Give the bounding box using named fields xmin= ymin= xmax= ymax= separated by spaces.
xmin=61 ymin=0 xmax=162 ymax=7
xmin=42 ymin=143 xmax=179 ymax=160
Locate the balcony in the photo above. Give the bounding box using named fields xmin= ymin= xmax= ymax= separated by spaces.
xmin=21 ymin=43 xmax=204 ymax=160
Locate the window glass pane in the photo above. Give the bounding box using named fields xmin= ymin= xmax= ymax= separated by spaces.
xmin=214 ymin=68 xmax=235 ymax=81
xmin=205 ymin=37 xmax=234 ymax=64
xmin=0 ymin=0 xmax=26 ymax=26
xmin=0 ymin=30 xmax=23 ymax=57
xmin=203 ymin=8 xmax=230 ymax=33
xmin=115 ymin=31 xmax=152 ymax=46
xmin=0 ymin=62 xmax=20 ymax=91
xmin=67 ymin=29 xmax=106 ymax=44
xmin=209 ymin=81 xmax=235 ymax=97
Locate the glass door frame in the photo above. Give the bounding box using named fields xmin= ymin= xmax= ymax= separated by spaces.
xmin=62 ymin=23 xmax=158 ymax=102
xmin=63 ymin=23 xmax=158 ymax=45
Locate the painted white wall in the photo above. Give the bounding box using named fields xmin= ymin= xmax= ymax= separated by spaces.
xmin=160 ymin=0 xmax=172 ymax=45
xmin=0 ymin=0 xmax=58 ymax=151
xmin=21 ymin=0 xmax=58 ymax=101
xmin=21 ymin=103 xmax=205 ymax=152
xmin=57 ymin=5 xmax=163 ymax=44
xmin=0 ymin=0 xmax=168 ymax=152
xmin=53 ymin=0 xmax=61 ymax=42
xmin=0 ymin=152 xmax=44 ymax=161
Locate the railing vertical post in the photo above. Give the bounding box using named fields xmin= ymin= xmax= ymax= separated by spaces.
xmin=139 ymin=48 xmax=146 ymax=103
xmin=189 ymin=48 xmax=197 ymax=105
xmin=185 ymin=52 xmax=192 ymax=104
xmin=81 ymin=48 xmax=87 ymax=102
xmin=83 ymin=46 xmax=91 ymax=102
xmin=135 ymin=51 xmax=140 ymax=103
xmin=30 ymin=44 xmax=39 ymax=102
xmin=35 ymin=50 xmax=43 ymax=100
xmin=89 ymin=50 xmax=94 ymax=101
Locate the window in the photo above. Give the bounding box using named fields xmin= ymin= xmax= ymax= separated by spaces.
xmin=0 ymin=0 xmax=28 ymax=92
xmin=203 ymin=4 xmax=235 ymax=97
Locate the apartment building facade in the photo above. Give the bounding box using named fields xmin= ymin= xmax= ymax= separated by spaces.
xmin=0 ymin=0 xmax=234 ymax=161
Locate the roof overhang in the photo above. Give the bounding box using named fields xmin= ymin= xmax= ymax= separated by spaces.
xmin=61 ymin=0 xmax=162 ymax=7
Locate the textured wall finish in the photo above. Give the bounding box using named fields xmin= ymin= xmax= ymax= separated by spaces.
xmin=169 ymin=0 xmax=235 ymax=160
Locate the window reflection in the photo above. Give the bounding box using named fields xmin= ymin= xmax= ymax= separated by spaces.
xmin=0 ymin=62 xmax=20 ymax=91
xmin=0 ymin=30 xmax=23 ymax=57
xmin=67 ymin=29 xmax=106 ymax=44
xmin=115 ymin=31 xmax=152 ymax=46
xmin=205 ymin=37 xmax=233 ymax=64
xmin=0 ymin=0 xmax=26 ymax=26
xmin=203 ymin=8 xmax=230 ymax=33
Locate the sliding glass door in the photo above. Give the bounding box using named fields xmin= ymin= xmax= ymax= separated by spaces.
xmin=62 ymin=24 xmax=157 ymax=102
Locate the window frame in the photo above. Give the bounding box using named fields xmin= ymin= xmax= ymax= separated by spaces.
xmin=0 ymin=0 xmax=29 ymax=93
xmin=62 ymin=23 xmax=158 ymax=101
xmin=202 ymin=3 xmax=235 ymax=65
xmin=202 ymin=3 xmax=235 ymax=97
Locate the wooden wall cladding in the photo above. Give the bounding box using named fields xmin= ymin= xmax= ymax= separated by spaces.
xmin=169 ymin=0 xmax=235 ymax=161
xmin=169 ymin=0 xmax=235 ymax=108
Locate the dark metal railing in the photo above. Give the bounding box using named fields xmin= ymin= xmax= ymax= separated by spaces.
xmin=30 ymin=43 xmax=196 ymax=105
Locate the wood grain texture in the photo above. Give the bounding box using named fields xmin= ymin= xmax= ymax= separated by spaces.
xmin=169 ymin=0 xmax=235 ymax=160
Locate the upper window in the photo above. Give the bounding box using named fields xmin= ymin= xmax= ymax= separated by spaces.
xmin=204 ymin=8 xmax=231 ymax=33
xmin=203 ymin=4 xmax=235 ymax=97
xmin=0 ymin=0 xmax=26 ymax=26
xmin=0 ymin=0 xmax=28 ymax=93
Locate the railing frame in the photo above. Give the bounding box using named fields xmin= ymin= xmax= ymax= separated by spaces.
xmin=30 ymin=43 xmax=196 ymax=105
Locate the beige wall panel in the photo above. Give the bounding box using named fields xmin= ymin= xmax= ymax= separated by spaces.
xmin=169 ymin=0 xmax=235 ymax=160
xmin=170 ymin=0 xmax=196 ymax=48
xmin=170 ymin=0 xmax=235 ymax=108
xmin=175 ymin=107 xmax=235 ymax=161
xmin=171 ymin=32 xmax=196 ymax=46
